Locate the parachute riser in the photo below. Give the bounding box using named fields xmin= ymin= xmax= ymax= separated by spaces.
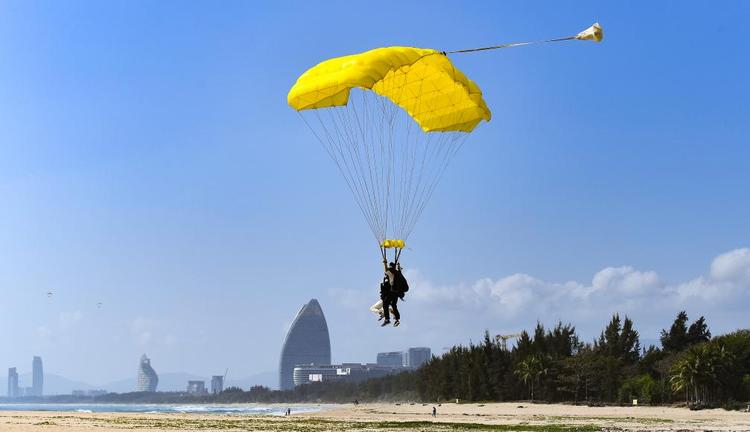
xmin=380 ymin=246 xmax=404 ymax=270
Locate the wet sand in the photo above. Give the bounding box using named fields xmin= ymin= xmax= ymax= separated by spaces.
xmin=1 ymin=402 xmax=748 ymax=431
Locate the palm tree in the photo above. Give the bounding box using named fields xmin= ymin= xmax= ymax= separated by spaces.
xmin=515 ymin=354 xmax=547 ymax=402
xmin=670 ymin=343 xmax=730 ymax=404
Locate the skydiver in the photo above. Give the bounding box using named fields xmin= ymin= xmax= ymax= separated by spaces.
xmin=370 ymin=276 xmax=394 ymax=322
xmin=387 ymin=262 xmax=409 ymax=298
xmin=382 ymin=262 xmax=408 ymax=327
xmin=381 ymin=279 xmax=400 ymax=327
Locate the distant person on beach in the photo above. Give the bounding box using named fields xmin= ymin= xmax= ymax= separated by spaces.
xmin=432 ymin=406 xmax=436 ymax=417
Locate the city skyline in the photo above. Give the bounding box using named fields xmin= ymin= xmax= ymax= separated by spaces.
xmin=1 ymin=330 xmax=431 ymax=398
xmin=4 ymin=356 xmax=44 ymax=398
xmin=1 ymin=1 xmax=749 ymax=385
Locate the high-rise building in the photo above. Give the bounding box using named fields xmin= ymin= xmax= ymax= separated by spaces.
xmin=186 ymin=380 xmax=206 ymax=395
xmin=376 ymin=351 xmax=405 ymax=367
xmin=293 ymin=363 xmax=398 ymax=386
xmin=136 ymin=354 xmax=159 ymax=392
xmin=406 ymin=347 xmax=431 ymax=369
xmin=31 ymin=356 xmax=43 ymax=397
xmin=210 ymin=375 xmax=224 ymax=394
xmin=7 ymin=368 xmax=19 ymax=398
xmin=279 ymin=299 xmax=331 ymax=390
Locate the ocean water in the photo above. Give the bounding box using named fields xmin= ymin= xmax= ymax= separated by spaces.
xmin=0 ymin=403 xmax=321 ymax=415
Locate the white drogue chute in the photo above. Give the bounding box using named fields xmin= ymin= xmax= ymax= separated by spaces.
xmin=575 ymin=22 xmax=604 ymax=42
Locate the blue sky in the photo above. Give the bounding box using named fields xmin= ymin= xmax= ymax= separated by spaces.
xmin=1 ymin=1 xmax=749 ymax=389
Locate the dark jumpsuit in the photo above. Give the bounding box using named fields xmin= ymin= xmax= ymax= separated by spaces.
xmin=380 ymin=280 xmax=400 ymax=321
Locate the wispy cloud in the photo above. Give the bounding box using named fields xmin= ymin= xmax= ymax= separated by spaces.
xmin=130 ymin=317 xmax=179 ymax=346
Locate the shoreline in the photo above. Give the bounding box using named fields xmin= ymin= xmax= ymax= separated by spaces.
xmin=0 ymin=402 xmax=748 ymax=431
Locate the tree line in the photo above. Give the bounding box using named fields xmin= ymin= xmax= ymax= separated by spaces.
xmin=411 ymin=312 xmax=748 ymax=408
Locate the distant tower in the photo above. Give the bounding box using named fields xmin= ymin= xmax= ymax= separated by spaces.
xmin=406 ymin=347 xmax=431 ymax=369
xmin=186 ymin=380 xmax=206 ymax=395
xmin=210 ymin=376 xmax=224 ymax=394
xmin=376 ymin=352 xmax=405 ymax=367
xmin=7 ymin=368 xmax=19 ymax=398
xmin=32 ymin=356 xmax=43 ymax=397
xmin=279 ymin=299 xmax=331 ymax=390
xmin=137 ymin=354 xmax=159 ymax=392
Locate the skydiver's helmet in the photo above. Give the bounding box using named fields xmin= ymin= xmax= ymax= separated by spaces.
xmin=388 ymin=262 xmax=397 ymax=269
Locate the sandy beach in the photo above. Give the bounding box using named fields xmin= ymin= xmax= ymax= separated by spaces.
xmin=1 ymin=402 xmax=749 ymax=431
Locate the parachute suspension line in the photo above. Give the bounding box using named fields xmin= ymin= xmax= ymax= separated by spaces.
xmin=326 ymin=107 xmax=378 ymax=240
xmin=302 ymin=108 xmax=380 ymax=244
xmin=306 ymin=112 xmax=370 ymax=240
xmin=395 ymin=75 xmax=427 ymax=241
xmin=401 ymin=130 xmax=467 ymax=241
xmin=299 ymin=85 xmax=473 ymax=248
xmin=351 ymin=91 xmax=386 ymax=242
xmin=337 ymin=96 xmax=382 ymax=240
xmin=386 ymin=69 xmax=410 ymax=243
xmin=405 ymin=134 xmax=468 ymax=240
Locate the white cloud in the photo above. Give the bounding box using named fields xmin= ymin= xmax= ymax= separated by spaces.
xmin=130 ymin=317 xmax=157 ymax=345
xmin=36 ymin=325 xmax=53 ymax=342
xmin=333 ymin=248 xmax=750 ymax=348
xmin=591 ymin=266 xmax=661 ymax=296
xmin=710 ymin=248 xmax=750 ymax=282
xmin=59 ymin=310 xmax=83 ymax=330
xmin=130 ymin=317 xmax=180 ymax=346
xmin=33 ymin=311 xmax=84 ymax=346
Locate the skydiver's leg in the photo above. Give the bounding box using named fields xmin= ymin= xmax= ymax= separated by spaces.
xmin=382 ymin=297 xmax=391 ymax=322
xmin=370 ymin=300 xmax=383 ymax=315
xmin=391 ymin=297 xmax=400 ymax=321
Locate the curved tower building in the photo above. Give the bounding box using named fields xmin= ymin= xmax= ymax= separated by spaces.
xmin=279 ymin=299 xmax=331 ymax=390
xmin=137 ymin=354 xmax=159 ymax=392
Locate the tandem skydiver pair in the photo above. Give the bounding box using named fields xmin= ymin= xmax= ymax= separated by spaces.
xmin=370 ymin=261 xmax=409 ymax=327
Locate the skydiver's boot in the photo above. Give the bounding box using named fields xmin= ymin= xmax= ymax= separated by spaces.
xmin=381 ymin=320 xmax=391 ymax=327
xmin=394 ymin=320 xmax=400 ymax=327
xmin=378 ymin=313 xmax=384 ymax=321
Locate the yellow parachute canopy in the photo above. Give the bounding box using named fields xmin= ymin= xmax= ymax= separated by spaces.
xmin=287 ymin=47 xmax=492 ymax=133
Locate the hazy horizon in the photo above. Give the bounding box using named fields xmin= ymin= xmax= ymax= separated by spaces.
xmin=2 ymin=1 xmax=748 ymax=387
